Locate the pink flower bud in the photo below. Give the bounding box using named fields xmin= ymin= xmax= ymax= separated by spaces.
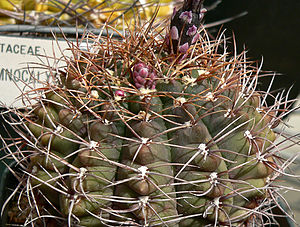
xmin=132 ymin=62 xmax=157 ymax=89
xmin=134 ymin=62 xmax=146 ymax=72
xmin=136 ymin=76 xmax=146 ymax=85
xmin=170 ymin=26 xmax=179 ymax=40
xmin=200 ymin=8 xmax=207 ymax=14
xmin=135 ymin=83 xmax=143 ymax=89
xmin=192 ymin=33 xmax=200 ymax=44
xmin=179 ymin=11 xmax=192 ymax=24
xmin=115 ymin=90 xmax=125 ymax=97
xmin=199 ymin=8 xmax=207 ymax=20
xmin=150 ymin=72 xmax=156 ymax=80
xmin=179 ymin=42 xmax=189 ymax=53
xmin=139 ymin=68 xmax=149 ymax=78
xmin=186 ymin=25 xmax=197 ymax=37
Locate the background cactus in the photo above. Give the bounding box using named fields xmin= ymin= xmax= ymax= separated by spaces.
xmin=1 ymin=0 xmax=299 ymax=226
xmin=0 ymin=0 xmax=174 ymax=28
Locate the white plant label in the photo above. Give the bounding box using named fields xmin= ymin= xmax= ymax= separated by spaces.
xmin=0 ymin=35 xmax=71 ymax=107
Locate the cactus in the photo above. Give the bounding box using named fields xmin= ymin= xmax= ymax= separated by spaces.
xmin=1 ymin=0 xmax=299 ymax=226
xmin=0 ymin=0 xmax=174 ymax=28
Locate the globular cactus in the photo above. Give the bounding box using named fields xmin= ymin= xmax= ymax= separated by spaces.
xmin=1 ymin=0 xmax=299 ymax=226
xmin=0 ymin=0 xmax=174 ymax=28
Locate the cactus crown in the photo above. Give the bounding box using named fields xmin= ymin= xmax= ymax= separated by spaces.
xmin=1 ymin=1 xmax=299 ymax=227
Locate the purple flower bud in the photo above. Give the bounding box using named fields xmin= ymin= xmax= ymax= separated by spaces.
xmin=135 ymin=83 xmax=143 ymax=89
xmin=139 ymin=68 xmax=149 ymax=78
xmin=132 ymin=62 xmax=157 ymax=89
xmin=136 ymin=76 xmax=146 ymax=85
xmin=134 ymin=62 xmax=146 ymax=72
xmin=192 ymin=33 xmax=200 ymax=44
xmin=179 ymin=11 xmax=192 ymax=24
xmin=178 ymin=53 xmax=188 ymax=63
xmin=186 ymin=25 xmax=197 ymax=36
xmin=200 ymin=8 xmax=207 ymax=14
xmin=150 ymin=72 xmax=156 ymax=80
xmin=199 ymin=8 xmax=207 ymax=20
xmin=179 ymin=42 xmax=189 ymax=53
xmin=170 ymin=26 xmax=179 ymax=40
xmin=115 ymin=90 xmax=125 ymax=97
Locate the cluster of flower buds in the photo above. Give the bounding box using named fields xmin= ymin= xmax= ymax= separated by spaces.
xmin=169 ymin=0 xmax=207 ymax=53
xmin=132 ymin=62 xmax=157 ymax=89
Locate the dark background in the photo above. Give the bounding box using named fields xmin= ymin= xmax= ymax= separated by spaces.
xmin=204 ymin=0 xmax=300 ymax=102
